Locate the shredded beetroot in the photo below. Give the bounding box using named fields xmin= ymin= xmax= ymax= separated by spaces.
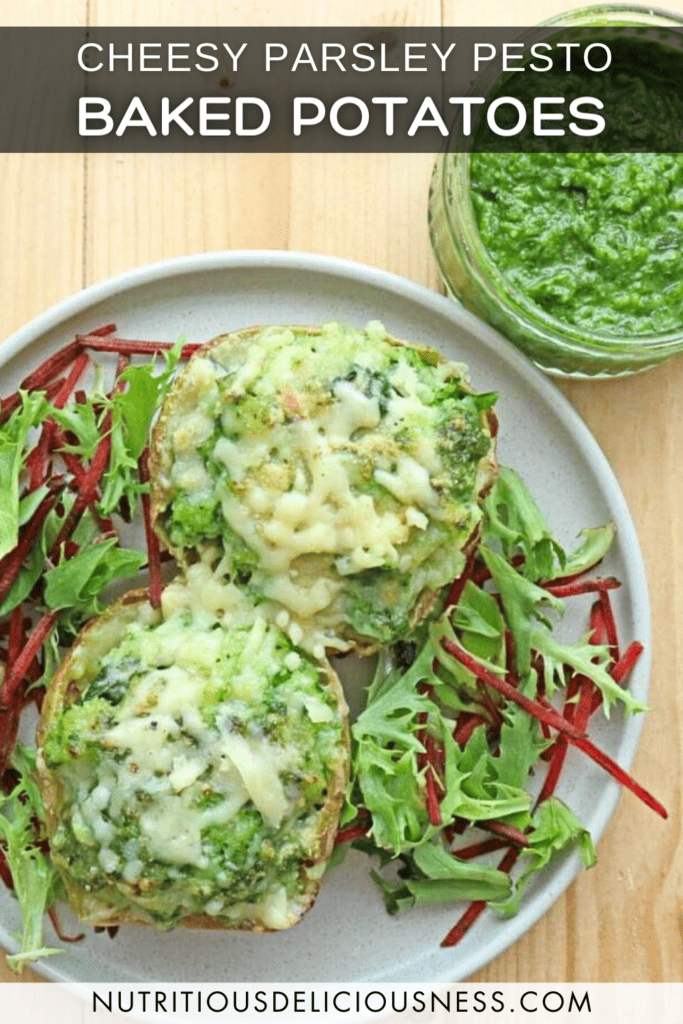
xmin=424 ymin=734 xmax=445 ymax=790
xmin=441 ymin=636 xmax=666 ymax=819
xmin=475 ymin=681 xmax=504 ymax=730
xmin=544 ymin=576 xmax=621 ymax=598
xmin=442 ymin=637 xmax=582 ymax=737
xmin=453 ymin=711 xmax=485 ymax=748
xmin=445 ymin=549 xmax=476 ymax=609
xmin=611 ymin=641 xmax=644 ymax=685
xmin=0 ymin=392 xmax=22 ymax=424
xmin=0 ymin=495 xmax=56 ymax=606
xmin=48 ymin=358 xmax=129 ymax=560
xmin=537 ymin=678 xmax=597 ymax=807
xmin=0 ymin=847 xmax=13 ymax=890
xmin=480 ymin=819 xmax=530 ymax=848
xmin=0 ymin=611 xmax=59 ymax=710
xmin=80 ymin=335 xmax=201 ymax=361
xmin=84 ymin=322 xmax=117 ymax=338
xmin=25 ymin=350 xmax=91 ymax=492
xmin=440 ymin=899 xmax=488 ymax=948
xmin=543 ymin=558 xmax=606 ymax=588
xmin=334 ymin=810 xmax=372 ymax=846
xmin=48 ymin=433 xmax=113 ymax=558
xmin=7 ymin=607 xmax=25 ymax=665
xmin=20 ymin=340 xmax=82 ymax=392
xmin=0 ymin=612 xmax=59 ymax=776
xmin=571 ymin=735 xmax=666 ymax=817
xmin=425 ymin=770 xmax=442 ymax=826
xmin=589 ymin=599 xmax=610 ymax=648
xmin=0 ymin=376 xmax=67 ymax=427
xmin=453 ymin=836 xmax=510 ymax=861
xmin=599 ymin=588 xmax=620 ymax=662
xmin=334 ymin=822 xmax=369 ymax=845
xmin=536 ymin=736 xmax=569 ymax=805
xmin=52 ymin=350 xmax=90 ymax=410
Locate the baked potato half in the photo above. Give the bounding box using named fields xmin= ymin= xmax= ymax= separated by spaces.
xmin=35 ymin=574 xmax=349 ymax=933
xmin=151 ymin=322 xmax=497 ymax=655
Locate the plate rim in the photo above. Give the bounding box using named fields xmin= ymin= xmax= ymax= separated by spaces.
xmin=0 ymin=249 xmax=651 ymax=986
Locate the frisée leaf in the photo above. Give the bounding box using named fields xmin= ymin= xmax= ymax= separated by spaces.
xmin=490 ymin=798 xmax=596 ymax=919
xmin=0 ymin=744 xmax=64 ymax=972
xmin=0 ymin=394 xmax=48 ymax=561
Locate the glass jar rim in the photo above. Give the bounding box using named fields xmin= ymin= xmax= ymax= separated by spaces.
xmin=440 ymin=3 xmax=683 ymax=356
xmin=542 ymin=3 xmax=683 ymax=28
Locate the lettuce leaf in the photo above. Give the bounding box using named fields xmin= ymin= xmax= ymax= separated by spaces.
xmin=346 ymin=461 xmax=645 ymax=928
xmin=490 ymin=798 xmax=596 ymax=919
xmin=479 ymin=545 xmax=563 ymax=681
xmin=98 ymin=341 xmax=183 ymax=516
xmin=562 ymin=525 xmax=616 ymax=579
xmin=373 ymin=840 xmax=511 ymax=914
xmin=0 ymin=744 xmax=63 ymax=972
xmin=351 ymin=616 xmax=550 ymax=855
xmin=483 ymin=466 xmax=566 ymax=582
xmin=43 ymin=537 xmax=146 ymax=617
xmin=533 ymin=628 xmax=648 ymax=716
xmin=0 ymin=393 xmax=48 ymax=561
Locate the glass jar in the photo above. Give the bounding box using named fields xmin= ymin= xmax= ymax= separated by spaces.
xmin=428 ymin=5 xmax=683 ymax=377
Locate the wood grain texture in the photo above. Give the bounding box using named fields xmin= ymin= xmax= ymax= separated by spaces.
xmin=1 ymin=0 xmax=681 ymax=993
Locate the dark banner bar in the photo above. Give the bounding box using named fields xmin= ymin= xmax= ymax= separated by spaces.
xmin=2 ymin=26 xmax=683 ymax=152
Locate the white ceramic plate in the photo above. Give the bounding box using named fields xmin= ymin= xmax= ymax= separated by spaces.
xmin=0 ymin=251 xmax=650 ymax=985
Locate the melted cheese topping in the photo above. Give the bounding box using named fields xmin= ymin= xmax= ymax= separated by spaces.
xmin=159 ymin=322 xmax=494 ymax=646
xmin=43 ymin=587 xmax=347 ymax=929
xmin=77 ymin=618 xmax=301 ymax=869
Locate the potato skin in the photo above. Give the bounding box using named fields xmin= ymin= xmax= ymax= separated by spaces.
xmin=35 ymin=590 xmax=349 ymax=934
xmin=150 ymin=325 xmax=498 ymax=656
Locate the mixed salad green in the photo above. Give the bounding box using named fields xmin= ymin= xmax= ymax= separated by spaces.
xmin=0 ymin=326 xmax=662 ymax=970
xmin=335 ymin=469 xmax=646 ymax=939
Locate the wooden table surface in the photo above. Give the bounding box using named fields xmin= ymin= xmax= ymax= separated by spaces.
xmin=1 ymin=0 xmax=681 ymax=998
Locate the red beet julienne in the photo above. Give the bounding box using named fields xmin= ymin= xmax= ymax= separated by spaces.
xmin=25 ymin=350 xmax=91 ymax=493
xmin=333 ymin=809 xmax=372 ymax=846
xmin=1 ymin=321 xmax=198 ymax=425
xmin=543 ymin=576 xmax=621 ymax=599
xmin=78 ymin=332 xmax=201 ymax=361
xmin=0 ymin=377 xmax=67 ymax=428
xmin=440 ymin=636 xmax=667 ymax=820
xmin=19 ymin=340 xmax=82 ymax=392
xmin=48 ymin=356 xmax=130 ymax=561
xmin=0 ymin=610 xmax=60 ymax=776
xmin=444 ymin=549 xmax=476 ymax=609
xmin=0 ymin=495 xmax=56 ymax=607
xmin=453 ymin=836 xmax=510 ymax=861
xmin=441 ymin=595 xmax=649 ymax=949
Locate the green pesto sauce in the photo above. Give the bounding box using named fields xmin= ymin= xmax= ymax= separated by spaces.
xmin=470 ymin=152 xmax=683 ymax=335
xmin=469 ymin=34 xmax=683 ymax=336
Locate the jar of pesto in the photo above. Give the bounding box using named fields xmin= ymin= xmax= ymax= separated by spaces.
xmin=429 ymin=5 xmax=683 ymax=377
